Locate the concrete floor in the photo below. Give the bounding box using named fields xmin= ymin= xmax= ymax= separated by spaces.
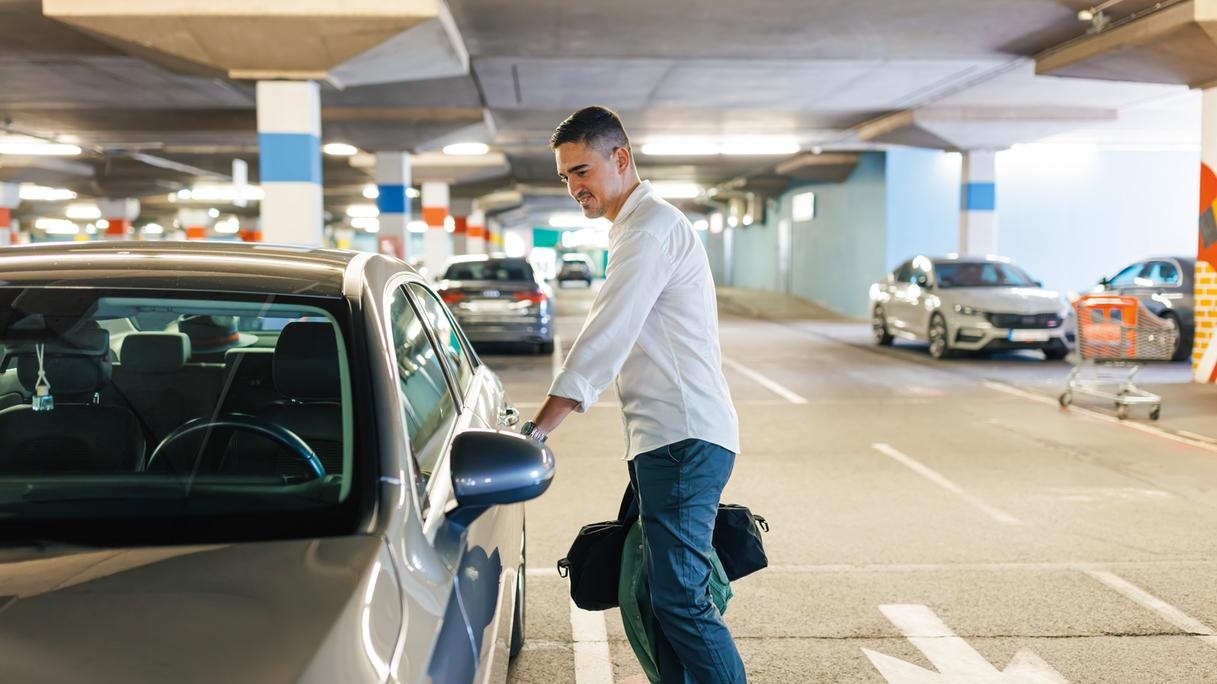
xmin=494 ymin=283 xmax=1217 ymax=684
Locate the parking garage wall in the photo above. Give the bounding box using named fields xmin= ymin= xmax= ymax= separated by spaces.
xmin=995 ymin=147 xmax=1198 ymax=295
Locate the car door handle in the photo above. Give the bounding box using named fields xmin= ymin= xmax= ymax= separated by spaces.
xmin=499 ymin=406 xmax=520 ymax=427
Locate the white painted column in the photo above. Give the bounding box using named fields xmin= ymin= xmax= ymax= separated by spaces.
xmin=177 ymin=208 xmax=212 ymax=240
xmin=376 ymin=152 xmax=411 ymax=259
xmin=1194 ymin=88 xmax=1217 ymax=383
xmin=959 ymin=150 xmax=998 ymax=257
xmin=467 ymin=207 xmax=486 ymax=255
xmin=422 ymin=181 xmax=451 ymax=272
xmin=97 ymin=198 xmax=139 ymax=241
xmin=452 ymin=215 xmax=468 ymax=254
xmin=0 ymin=183 xmax=19 ymax=247
xmin=256 ymin=80 xmax=323 ymax=246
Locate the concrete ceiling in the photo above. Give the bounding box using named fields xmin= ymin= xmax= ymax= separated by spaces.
xmin=0 ymin=0 xmax=1201 ymax=228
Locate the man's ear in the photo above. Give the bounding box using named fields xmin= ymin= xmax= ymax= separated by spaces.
xmin=615 ymin=146 xmax=631 ymax=174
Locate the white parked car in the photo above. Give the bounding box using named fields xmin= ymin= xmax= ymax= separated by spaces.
xmin=869 ymin=255 xmax=1074 ymax=360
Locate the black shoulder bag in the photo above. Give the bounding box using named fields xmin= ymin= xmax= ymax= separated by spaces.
xmin=556 ymin=485 xmax=637 ymax=611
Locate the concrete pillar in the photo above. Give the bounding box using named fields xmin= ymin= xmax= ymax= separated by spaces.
xmin=239 ymin=218 xmax=263 ymax=243
xmin=959 ymin=150 xmax=998 ymax=256
xmin=421 ymin=181 xmax=451 ymax=272
xmin=452 ymin=215 xmax=468 ymax=254
xmin=376 ymin=152 xmax=411 ymax=259
xmin=1194 ymin=89 xmax=1217 ymax=383
xmin=178 ymin=209 xmax=211 ymax=240
xmin=256 ymin=81 xmax=323 ymax=246
xmin=0 ymin=183 xmax=19 ymax=247
xmin=467 ymin=208 xmax=486 ymax=255
xmin=488 ymin=218 xmax=504 ymax=253
xmin=97 ymin=198 xmax=139 ymax=240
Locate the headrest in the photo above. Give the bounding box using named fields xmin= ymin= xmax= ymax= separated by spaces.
xmin=120 ymin=333 xmax=190 ymax=373
xmin=14 ymin=325 xmax=112 ymax=396
xmin=178 ymin=315 xmax=257 ymax=355
xmin=273 ymin=322 xmax=340 ymax=401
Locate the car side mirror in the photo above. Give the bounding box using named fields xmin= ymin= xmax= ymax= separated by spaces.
xmin=446 ymin=429 xmax=555 ymax=529
xmin=1099 ymin=277 xmax=1110 ymax=287
xmin=1034 ymin=280 xmax=1044 ymax=288
xmin=915 ymin=274 xmax=929 ymax=288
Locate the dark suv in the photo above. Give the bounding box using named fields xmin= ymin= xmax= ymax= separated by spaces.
xmin=1094 ymin=256 xmax=1195 ymax=361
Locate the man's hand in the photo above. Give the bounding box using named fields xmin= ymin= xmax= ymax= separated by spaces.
xmin=531 ymin=395 xmax=581 ymax=436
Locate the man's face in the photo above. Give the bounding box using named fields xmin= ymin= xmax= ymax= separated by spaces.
xmin=555 ymin=141 xmax=623 ymax=220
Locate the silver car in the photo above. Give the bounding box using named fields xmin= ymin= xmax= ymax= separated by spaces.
xmin=0 ymin=242 xmax=552 ymax=684
xmin=438 ymin=255 xmax=556 ymax=355
xmin=870 ymin=255 xmax=1073 ymax=360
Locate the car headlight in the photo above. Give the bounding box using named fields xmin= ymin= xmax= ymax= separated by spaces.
xmin=953 ymin=304 xmax=982 ymax=316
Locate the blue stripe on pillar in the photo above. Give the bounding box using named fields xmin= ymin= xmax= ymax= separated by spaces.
xmin=377 ymin=184 xmax=407 ymax=214
xmin=961 ymin=182 xmax=996 ymax=211
xmin=258 ymin=133 xmax=322 ymax=183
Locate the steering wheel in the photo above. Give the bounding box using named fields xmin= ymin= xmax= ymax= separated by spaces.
xmin=145 ymin=413 xmax=325 ymax=479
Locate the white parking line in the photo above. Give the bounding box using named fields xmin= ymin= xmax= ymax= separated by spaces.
xmin=871 ymin=443 xmax=1022 ymax=526
xmin=721 ymin=356 xmax=809 ymax=404
xmin=983 ymin=380 xmax=1217 ymax=455
xmin=1084 ymin=569 xmax=1217 ymax=650
xmin=570 ymin=601 xmax=615 ymax=684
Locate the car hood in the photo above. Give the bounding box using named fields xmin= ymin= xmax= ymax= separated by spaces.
xmin=0 ymin=536 xmax=392 ymax=684
xmin=941 ymin=287 xmax=1064 ymax=314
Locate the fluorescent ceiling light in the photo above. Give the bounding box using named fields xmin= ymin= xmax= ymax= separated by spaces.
xmin=96 ymin=219 xmax=110 ymax=230
xmin=640 ymin=138 xmax=800 ymax=157
xmin=720 ymin=138 xmax=800 ymax=156
xmin=693 ymin=219 xmax=709 ymax=232
xmin=407 ymin=187 xmax=420 ymax=199
xmin=407 ymin=220 xmax=429 ymax=233
xmin=442 ymin=142 xmax=489 ymax=156
xmin=641 ymin=140 xmax=720 ymax=156
xmin=346 ymin=204 xmax=379 ymax=218
xmin=0 ymin=136 xmax=81 ymax=156
xmin=35 ymin=218 xmax=79 ymax=234
xmin=19 ymin=184 xmax=77 ymax=202
xmin=178 ymin=184 xmax=265 ymax=202
xmin=213 ymin=217 xmax=240 ymax=234
xmin=651 ymin=182 xmax=703 ymax=199
xmin=142 ymin=223 xmax=164 ymax=235
xmin=207 ymin=208 xmax=220 ymax=218
xmin=65 ymin=203 xmax=101 ymax=220
xmin=323 ymin=142 xmax=359 ymax=157
xmin=351 ymin=217 xmax=380 ymax=232
xmin=362 ymin=184 xmax=379 ymax=199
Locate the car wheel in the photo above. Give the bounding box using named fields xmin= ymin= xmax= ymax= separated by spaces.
xmin=1043 ymin=346 xmax=1068 ymax=361
xmin=509 ymin=525 xmax=526 ymax=658
xmin=1164 ymin=312 xmax=1192 ymax=362
xmin=928 ymin=313 xmax=952 ymax=359
xmin=537 ymin=340 xmax=555 ymax=355
xmin=872 ymin=307 xmax=894 ymax=346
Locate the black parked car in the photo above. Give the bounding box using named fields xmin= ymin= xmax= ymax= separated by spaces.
xmin=1093 ymin=256 xmax=1195 ymax=361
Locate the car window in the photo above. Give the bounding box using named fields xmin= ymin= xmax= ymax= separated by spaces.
xmin=388 ymin=286 xmax=457 ymax=503
xmin=408 ymin=282 xmax=475 ymax=395
xmin=1148 ymin=261 xmax=1181 ymax=287
xmin=894 ymin=262 xmax=913 ymax=283
xmin=444 ymin=260 xmax=534 ymax=281
xmin=1107 ymin=263 xmax=1146 ymax=287
xmin=0 ymin=289 xmax=358 ymax=545
xmin=935 ymin=262 xmax=1035 ymax=288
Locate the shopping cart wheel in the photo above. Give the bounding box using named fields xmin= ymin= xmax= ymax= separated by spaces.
xmin=1059 ymin=392 xmax=1072 ymax=407
xmin=1150 ymin=406 xmax=1161 ymax=421
xmin=1116 ymin=404 xmax=1129 ymax=420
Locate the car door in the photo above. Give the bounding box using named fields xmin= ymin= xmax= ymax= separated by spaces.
xmin=906 ymin=259 xmax=935 ymax=335
xmin=1141 ymin=260 xmax=1187 ymax=317
xmin=886 ymin=261 xmax=917 ymax=335
xmin=406 ymin=282 xmax=522 ymax=684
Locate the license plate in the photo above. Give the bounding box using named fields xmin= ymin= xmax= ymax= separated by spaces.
xmin=1009 ymin=329 xmax=1051 ymax=342
xmin=469 ymin=300 xmax=513 ymax=312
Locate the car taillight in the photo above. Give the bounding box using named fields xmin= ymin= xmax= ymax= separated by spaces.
xmin=514 ymin=290 xmax=546 ymax=304
xmin=440 ymin=292 xmax=465 ymax=304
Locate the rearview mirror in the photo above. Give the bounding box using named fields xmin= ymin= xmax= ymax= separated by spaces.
xmin=447 ymin=429 xmax=555 ymax=529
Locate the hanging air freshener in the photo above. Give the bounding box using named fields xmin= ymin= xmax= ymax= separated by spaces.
xmin=31 ymin=343 xmax=53 ymax=412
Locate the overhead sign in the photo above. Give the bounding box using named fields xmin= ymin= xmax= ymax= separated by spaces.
xmin=864 ymin=604 xmax=1068 ymax=684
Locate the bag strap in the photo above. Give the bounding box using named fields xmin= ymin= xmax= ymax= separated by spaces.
xmin=617 ymin=482 xmax=638 ymax=523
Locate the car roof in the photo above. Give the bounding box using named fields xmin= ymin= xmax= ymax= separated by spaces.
xmin=0 ymin=241 xmax=388 ymax=296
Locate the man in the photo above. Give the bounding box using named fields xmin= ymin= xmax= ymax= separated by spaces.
xmin=520 ymin=106 xmax=745 ymax=684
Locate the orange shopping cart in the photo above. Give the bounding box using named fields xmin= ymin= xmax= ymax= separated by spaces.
xmin=1059 ymin=294 xmax=1177 ymax=420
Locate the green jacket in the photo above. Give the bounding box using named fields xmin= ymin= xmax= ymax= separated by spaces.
xmin=617 ymin=519 xmax=733 ymax=684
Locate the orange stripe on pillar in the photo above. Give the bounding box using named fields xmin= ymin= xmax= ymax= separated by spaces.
xmin=422 ymin=206 xmax=447 ymax=227
xmin=185 ymin=226 xmax=207 ymax=240
xmin=454 ymin=216 xmax=468 ymax=234
xmin=105 ymin=219 xmax=129 ymax=238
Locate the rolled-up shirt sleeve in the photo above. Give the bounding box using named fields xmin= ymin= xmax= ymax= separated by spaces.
xmin=548 ymin=229 xmax=671 ymax=411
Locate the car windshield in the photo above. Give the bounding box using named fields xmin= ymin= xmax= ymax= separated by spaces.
xmin=0 ymin=287 xmax=360 ymax=546
xmin=444 ymin=260 xmax=534 ymax=282
xmin=934 ymin=262 xmax=1036 ymax=288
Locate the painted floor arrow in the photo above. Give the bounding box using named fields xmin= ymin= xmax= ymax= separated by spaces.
xmin=863 ymin=604 xmax=1068 ymax=684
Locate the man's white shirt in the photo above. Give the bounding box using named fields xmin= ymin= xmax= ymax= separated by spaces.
xmin=548 ymin=180 xmax=740 ymax=460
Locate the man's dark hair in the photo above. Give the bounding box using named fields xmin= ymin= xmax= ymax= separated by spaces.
xmin=549 ymin=106 xmax=631 ymax=157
